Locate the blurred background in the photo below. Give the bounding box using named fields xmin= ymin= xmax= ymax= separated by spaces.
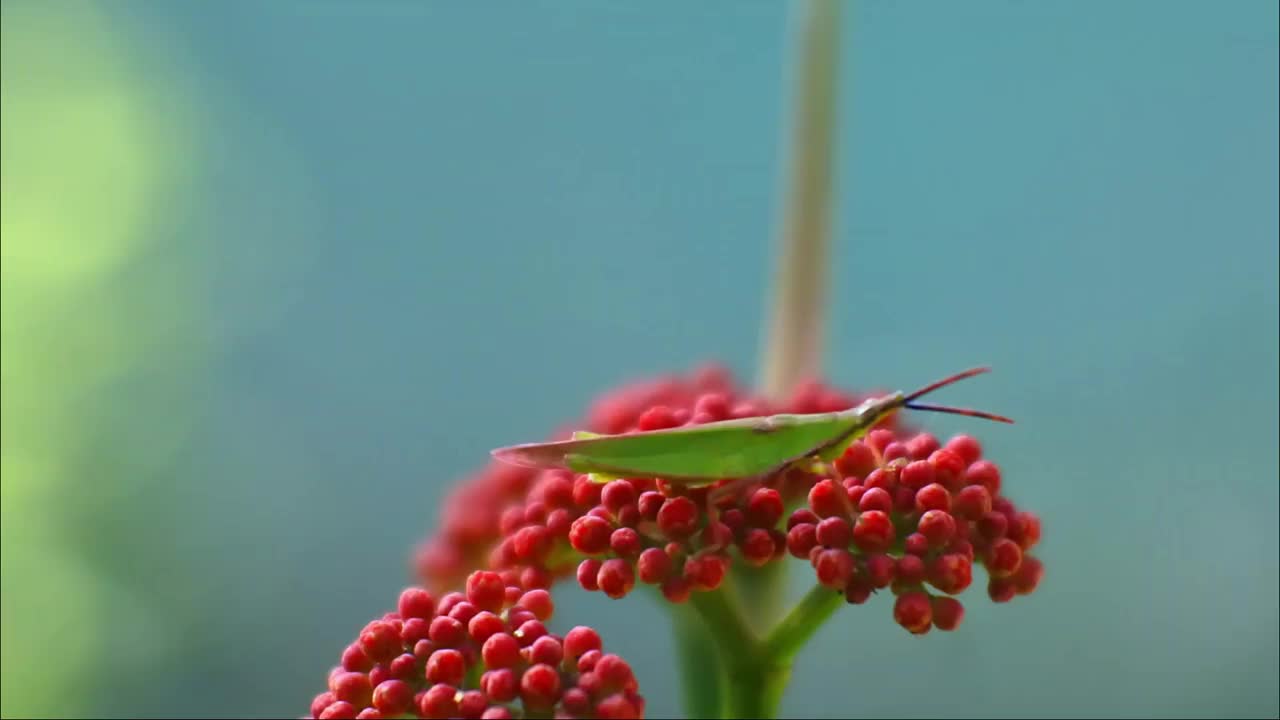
xmin=1 ymin=0 xmax=1276 ymax=717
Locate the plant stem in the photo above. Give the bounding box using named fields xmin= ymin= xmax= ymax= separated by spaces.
xmin=687 ymin=587 xmax=796 ymax=719
xmin=761 ymin=583 xmax=846 ymax=664
xmin=670 ymin=602 xmax=727 ymax=719
xmin=687 ymin=584 xmax=761 ymax=662
xmin=758 ymin=0 xmax=841 ymax=403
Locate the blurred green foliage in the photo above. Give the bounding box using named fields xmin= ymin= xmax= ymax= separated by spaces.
xmin=2 ymin=3 xmax=202 ymax=716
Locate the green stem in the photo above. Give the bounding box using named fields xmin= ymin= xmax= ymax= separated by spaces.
xmin=732 ymin=560 xmax=788 ymax=629
xmin=761 ymin=583 xmax=845 ymax=664
xmin=724 ymin=660 xmax=793 ymax=719
xmin=687 ymin=585 xmax=761 ymax=662
xmin=758 ymin=0 xmax=841 ymax=402
xmin=670 ymin=602 xmax=727 ymax=719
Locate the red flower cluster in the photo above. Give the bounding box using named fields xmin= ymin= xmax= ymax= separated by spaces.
xmin=413 ymin=365 xmax=743 ymax=592
xmin=311 ymin=571 xmax=643 ymax=719
xmin=459 ymin=367 xmax=1041 ymax=634
xmin=321 ymin=365 xmax=1044 ymax=718
xmin=790 ymin=429 xmax=1044 ymax=633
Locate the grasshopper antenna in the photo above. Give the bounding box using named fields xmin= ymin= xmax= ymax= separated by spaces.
xmin=902 ymin=367 xmax=1014 ymax=424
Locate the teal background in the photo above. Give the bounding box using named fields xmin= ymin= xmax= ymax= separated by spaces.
xmin=2 ymin=0 xmax=1276 ymax=717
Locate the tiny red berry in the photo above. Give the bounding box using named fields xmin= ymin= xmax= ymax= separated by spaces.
xmin=657 ymin=496 xmax=699 ymax=539
xmin=815 ymin=516 xmax=852 ymax=548
xmin=808 ymin=478 xmax=846 ymax=518
xmin=428 ymin=616 xmax=465 ymax=648
xmin=929 ymin=449 xmax=966 ymax=489
xmin=528 ymin=635 xmax=564 ymax=667
xmin=988 ymin=576 xmax=1016 ymax=603
xmin=905 ymin=432 xmax=940 ymax=460
xmin=864 ymin=468 xmax=895 ymax=492
xmin=595 ymin=654 xmax=636 ymax=691
xmin=945 ymin=434 xmax=983 ymax=466
xmin=882 ymin=441 xmax=909 ymax=462
xmin=858 ymin=487 xmax=893 ymax=513
xmin=610 ymin=527 xmax=642 ymax=558
xmin=482 ymin=669 xmax=517 ymax=702
xmin=418 ymin=684 xmax=458 ymax=719
xmin=342 ymin=644 xmax=374 ymax=673
xmin=398 ymin=588 xmax=436 ymax=620
xmin=899 ymin=460 xmax=936 ymax=491
xmin=562 ymin=688 xmax=593 ymax=716
xmin=332 ymin=672 xmax=373 ymax=708
xmin=372 ymin=680 xmax=412 ymax=716
xmin=520 ymin=663 xmax=562 ymax=709
xmin=320 ymin=702 xmax=358 ymax=720
xmin=928 ymin=553 xmax=973 ymax=594
xmin=867 ymin=428 xmax=896 ymax=453
xmin=918 ymin=509 xmax=957 ymax=546
xmin=904 ymin=532 xmax=930 ymax=556
xmin=359 ymin=621 xmax=402 ymax=664
xmin=389 ymin=654 xmax=417 ymax=681
xmin=963 ymin=460 xmax=1002 ymax=494
xmin=844 ymin=578 xmax=873 ymax=605
xmin=662 ymin=574 xmax=692 ymax=603
xmin=739 ymin=528 xmax=775 ymax=566
xmin=684 ymin=553 xmax=728 ymax=591
xmin=465 ymin=571 xmax=506 ymax=613
xmin=512 ymin=525 xmax=551 ymax=563
xmin=746 ymin=487 xmax=784 ymax=527
xmin=598 ymin=558 xmax=636 ymax=599
xmin=1013 ymin=555 xmax=1044 ymax=595
xmin=518 ymin=589 xmax=554 ymax=622
xmin=953 ymin=485 xmax=992 ymax=520
xmin=426 ymin=649 xmax=466 ymax=686
xmin=931 ymin=596 xmax=965 ymax=631
xmin=638 ymin=491 xmax=664 ymax=521
xmin=570 ymin=516 xmax=613 ymax=555
xmin=915 ymin=483 xmax=952 ymax=513
xmin=596 ymin=694 xmax=640 ymax=719
xmin=602 ymin=480 xmax=638 ymax=515
xmin=514 ymin=619 xmax=547 ymax=646
xmin=986 ymin=538 xmax=1023 ymax=578
xmin=897 ymin=554 xmax=926 ymax=585
xmin=814 ymin=548 xmax=855 ymax=589
xmin=637 ymin=547 xmax=672 ymax=584
xmin=564 ymin=626 xmax=602 ymax=659
xmin=448 ymin=601 xmax=478 ymax=626
xmin=578 ymin=650 xmax=602 ymax=673
xmin=574 ymin=475 xmax=603 ymax=508
xmin=577 ymin=558 xmax=603 ymax=592
xmin=977 ymin=511 xmax=1009 ymax=541
xmin=1009 ymin=511 xmax=1042 ymax=550
xmin=468 ymin=612 xmax=504 ymax=644
xmin=893 ymin=591 xmax=933 ymax=634
xmin=852 ymin=510 xmax=894 ymax=552
xmin=836 ymin=441 xmax=878 ymax=479
xmin=864 ymin=553 xmax=896 ymax=588
xmin=637 ymin=405 xmax=679 ymax=430
xmin=520 ymin=565 xmax=552 ymax=591
xmin=787 ymin=508 xmax=819 ymax=530
xmin=457 ymin=690 xmax=486 ymax=719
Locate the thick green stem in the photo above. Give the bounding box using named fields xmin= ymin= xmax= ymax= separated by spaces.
xmin=687 ymin=584 xmax=761 ymax=662
xmin=670 ymin=602 xmax=727 ymax=719
xmin=732 ymin=561 xmax=788 ymax=629
xmin=762 ymin=583 xmax=845 ymax=664
xmin=724 ymin=660 xmax=793 ymax=719
xmin=758 ymin=0 xmax=841 ymax=402
xmin=685 ymin=588 xmax=787 ymax=719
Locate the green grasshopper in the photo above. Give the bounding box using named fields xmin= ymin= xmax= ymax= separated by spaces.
xmin=491 ymin=367 xmax=1012 ymax=487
